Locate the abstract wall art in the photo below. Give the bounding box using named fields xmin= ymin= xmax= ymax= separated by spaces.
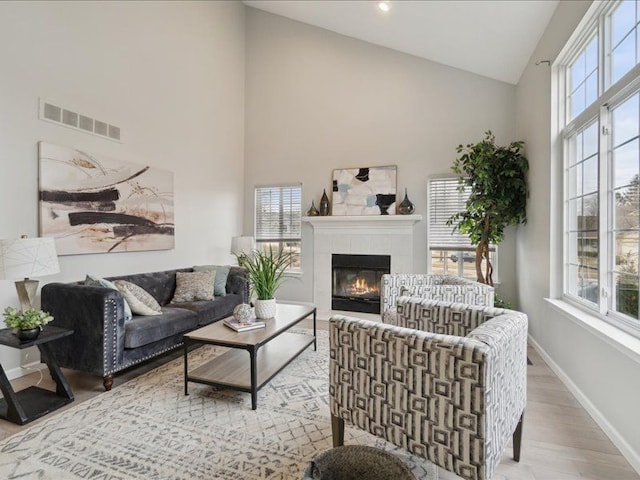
xmin=38 ymin=142 xmax=174 ymax=255
xmin=332 ymin=165 xmax=397 ymax=215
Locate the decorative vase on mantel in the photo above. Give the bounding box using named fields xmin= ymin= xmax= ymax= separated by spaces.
xmin=319 ymin=189 xmax=330 ymax=216
xmin=307 ymin=200 xmax=320 ymax=216
xmin=397 ymin=188 xmax=415 ymax=215
xmin=254 ymin=298 xmax=277 ymax=319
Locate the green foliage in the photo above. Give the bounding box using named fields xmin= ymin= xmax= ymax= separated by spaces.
xmin=3 ymin=307 xmax=53 ymax=330
xmin=617 ymin=279 xmax=639 ymax=319
xmin=447 ymin=131 xmax=529 ymax=285
xmin=494 ymin=296 xmax=514 ymax=309
xmin=243 ymin=247 xmax=293 ymax=300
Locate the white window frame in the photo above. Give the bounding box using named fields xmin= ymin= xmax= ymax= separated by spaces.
xmin=254 ymin=183 xmax=302 ymax=271
xmin=427 ymin=177 xmax=498 ymax=281
xmin=556 ymin=0 xmax=640 ymax=338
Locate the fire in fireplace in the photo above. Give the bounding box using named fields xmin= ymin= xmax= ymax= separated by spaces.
xmin=331 ymin=254 xmax=391 ymax=314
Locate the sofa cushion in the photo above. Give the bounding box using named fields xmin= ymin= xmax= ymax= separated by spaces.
xmin=85 ymin=275 xmax=133 ymax=321
xmin=114 ymin=280 xmax=162 ymax=316
xmin=174 ymin=293 xmax=243 ymax=326
xmin=124 ymin=306 xmax=198 ymax=349
xmin=171 ymin=271 xmax=215 ymax=303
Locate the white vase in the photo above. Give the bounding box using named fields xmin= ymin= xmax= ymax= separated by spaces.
xmin=254 ymin=298 xmax=276 ymax=319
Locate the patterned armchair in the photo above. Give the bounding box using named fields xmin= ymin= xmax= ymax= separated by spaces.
xmin=329 ymin=297 xmax=527 ymax=480
xmin=381 ymin=274 xmax=495 ymax=324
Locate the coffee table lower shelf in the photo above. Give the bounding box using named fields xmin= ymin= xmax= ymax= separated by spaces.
xmin=185 ymin=332 xmax=314 ymax=407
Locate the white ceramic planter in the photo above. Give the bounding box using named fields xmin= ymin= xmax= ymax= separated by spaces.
xmin=254 ymin=298 xmax=276 ymax=319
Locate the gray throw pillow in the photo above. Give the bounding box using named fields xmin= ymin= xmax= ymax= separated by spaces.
xmin=114 ymin=280 xmax=162 ymax=316
xmin=193 ymin=264 xmax=230 ymax=296
xmin=85 ymin=275 xmax=133 ymax=321
xmin=171 ymin=271 xmax=215 ymax=303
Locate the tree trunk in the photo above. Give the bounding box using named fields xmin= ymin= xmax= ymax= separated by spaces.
xmin=476 ymin=215 xmax=494 ymax=286
xmin=475 ymin=243 xmax=484 ymax=283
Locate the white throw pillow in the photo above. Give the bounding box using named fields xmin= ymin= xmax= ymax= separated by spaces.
xmin=114 ymin=280 xmax=162 ymax=316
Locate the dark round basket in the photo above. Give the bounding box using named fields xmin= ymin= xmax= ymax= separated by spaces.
xmin=302 ymin=445 xmax=416 ymax=480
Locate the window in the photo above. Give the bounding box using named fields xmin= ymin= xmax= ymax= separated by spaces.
xmin=427 ymin=177 xmax=496 ymax=280
xmin=559 ymin=0 xmax=640 ymax=335
xmin=254 ymin=184 xmax=302 ymax=269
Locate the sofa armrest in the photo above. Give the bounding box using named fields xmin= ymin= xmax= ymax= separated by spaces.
xmin=226 ymin=266 xmax=249 ymax=303
xmin=41 ymin=283 xmax=126 ymax=377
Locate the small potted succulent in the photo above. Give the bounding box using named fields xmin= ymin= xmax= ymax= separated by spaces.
xmin=3 ymin=307 xmax=54 ymax=341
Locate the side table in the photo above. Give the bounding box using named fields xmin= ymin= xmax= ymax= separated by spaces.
xmin=0 ymin=326 xmax=74 ymax=425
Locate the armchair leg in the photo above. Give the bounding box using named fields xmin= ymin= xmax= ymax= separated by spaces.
xmin=513 ymin=413 xmax=524 ymax=462
xmin=331 ymin=414 xmax=345 ymax=448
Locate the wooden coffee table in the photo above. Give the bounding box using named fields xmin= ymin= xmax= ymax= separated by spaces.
xmin=183 ymin=302 xmax=316 ymax=410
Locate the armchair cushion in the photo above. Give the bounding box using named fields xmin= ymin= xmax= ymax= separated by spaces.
xmin=396 ymin=297 xmax=508 ymax=337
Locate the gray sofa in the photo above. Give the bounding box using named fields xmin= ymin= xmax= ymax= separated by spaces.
xmin=41 ymin=266 xmax=248 ymax=390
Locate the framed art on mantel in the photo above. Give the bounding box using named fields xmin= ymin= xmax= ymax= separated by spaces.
xmin=332 ymin=165 xmax=397 ymax=215
xmin=38 ymin=142 xmax=175 ymax=255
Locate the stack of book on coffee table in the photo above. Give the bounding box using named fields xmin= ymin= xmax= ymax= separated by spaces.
xmin=223 ymin=318 xmax=266 ymax=332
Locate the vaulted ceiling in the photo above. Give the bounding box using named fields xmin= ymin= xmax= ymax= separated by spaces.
xmin=244 ymin=0 xmax=559 ymax=85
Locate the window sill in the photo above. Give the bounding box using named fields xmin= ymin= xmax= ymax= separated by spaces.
xmin=545 ymin=298 xmax=640 ymax=364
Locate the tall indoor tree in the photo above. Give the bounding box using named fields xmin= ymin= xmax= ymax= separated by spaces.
xmin=447 ymin=131 xmax=529 ymax=286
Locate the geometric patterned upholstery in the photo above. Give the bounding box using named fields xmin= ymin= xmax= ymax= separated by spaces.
xmin=381 ymin=274 xmax=495 ymax=325
xmin=329 ymin=298 xmax=527 ymax=480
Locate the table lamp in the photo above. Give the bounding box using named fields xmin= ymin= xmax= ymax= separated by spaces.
xmin=230 ymin=236 xmax=256 ymax=267
xmin=0 ymin=236 xmax=60 ymax=312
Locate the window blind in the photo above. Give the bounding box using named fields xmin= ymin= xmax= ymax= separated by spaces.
xmin=428 ymin=178 xmax=493 ymax=251
xmin=255 ymin=185 xmax=302 ymax=242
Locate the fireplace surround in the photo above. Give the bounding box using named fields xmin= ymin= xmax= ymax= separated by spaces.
xmin=303 ymin=214 xmax=422 ymax=318
xmin=332 ymin=254 xmax=391 ymax=314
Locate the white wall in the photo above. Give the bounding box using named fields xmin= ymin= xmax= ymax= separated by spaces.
xmin=244 ymin=8 xmax=519 ymax=306
xmin=0 ymin=1 xmax=245 ymax=373
xmin=516 ymin=0 xmax=640 ymax=470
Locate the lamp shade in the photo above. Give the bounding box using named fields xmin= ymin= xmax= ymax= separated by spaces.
xmin=230 ymin=236 xmax=256 ymax=256
xmin=0 ymin=237 xmax=60 ymax=280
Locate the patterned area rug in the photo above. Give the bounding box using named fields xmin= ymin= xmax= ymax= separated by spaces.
xmin=0 ymin=330 xmax=437 ymax=479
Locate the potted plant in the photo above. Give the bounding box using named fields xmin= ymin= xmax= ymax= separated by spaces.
xmin=3 ymin=307 xmax=54 ymax=341
xmin=447 ymin=131 xmax=529 ymax=286
xmin=242 ymin=247 xmax=293 ymax=319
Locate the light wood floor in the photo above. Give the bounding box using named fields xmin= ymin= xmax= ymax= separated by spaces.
xmin=0 ymin=318 xmax=637 ymax=480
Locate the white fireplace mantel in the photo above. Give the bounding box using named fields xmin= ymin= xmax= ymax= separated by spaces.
xmin=303 ymin=214 xmax=423 ymax=318
xmin=303 ymin=214 xmax=421 ymax=229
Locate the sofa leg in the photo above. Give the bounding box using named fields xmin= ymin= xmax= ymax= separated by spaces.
xmin=103 ymin=375 xmax=114 ymax=391
xmin=513 ymin=412 xmax=523 ymax=462
xmin=331 ymin=414 xmax=344 ymax=448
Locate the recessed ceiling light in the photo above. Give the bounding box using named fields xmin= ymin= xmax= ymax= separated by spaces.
xmin=378 ymin=2 xmax=390 ymax=12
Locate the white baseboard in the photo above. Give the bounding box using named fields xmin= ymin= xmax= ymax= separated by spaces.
xmin=528 ymin=334 xmax=640 ymax=474
xmin=4 ymin=360 xmax=47 ymax=381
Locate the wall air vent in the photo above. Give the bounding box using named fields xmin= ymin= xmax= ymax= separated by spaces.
xmin=39 ymin=98 xmax=122 ymax=142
